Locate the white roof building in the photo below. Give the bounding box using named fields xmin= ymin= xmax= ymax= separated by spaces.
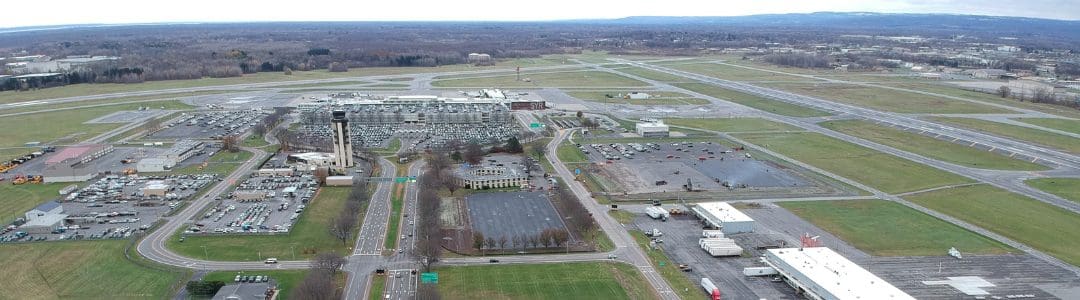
xmin=763 ymin=247 xmax=915 ymax=300
xmin=691 ymin=202 xmax=754 ymax=234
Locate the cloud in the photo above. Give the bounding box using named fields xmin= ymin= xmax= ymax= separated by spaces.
xmin=0 ymin=0 xmax=1075 ymax=28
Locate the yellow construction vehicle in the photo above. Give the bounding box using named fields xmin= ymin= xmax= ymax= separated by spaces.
xmin=11 ymin=175 xmax=27 ymax=185
xmin=123 ymin=168 xmax=137 ymax=175
xmin=28 ymin=175 xmax=43 ymax=184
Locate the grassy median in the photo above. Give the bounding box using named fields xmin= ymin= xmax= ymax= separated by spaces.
xmin=905 ymin=184 xmax=1080 ymax=267
xmin=820 ymin=119 xmax=1049 ymax=171
xmin=779 ymin=199 xmax=1013 ymax=256
xmin=735 ymin=132 xmax=973 ymax=194
xmin=931 ymin=117 xmax=1080 ymax=154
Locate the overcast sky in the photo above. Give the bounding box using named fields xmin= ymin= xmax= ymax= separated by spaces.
xmin=3 ymin=0 xmax=1077 ymax=28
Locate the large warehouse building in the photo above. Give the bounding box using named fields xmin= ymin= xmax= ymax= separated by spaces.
xmin=763 ymin=247 xmax=915 ymax=300
xmin=691 ymin=201 xmax=755 ymax=234
xmin=42 ymin=144 xmax=115 ymax=182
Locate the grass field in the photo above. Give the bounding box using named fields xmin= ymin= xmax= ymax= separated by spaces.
xmin=272 ymin=81 xmax=368 ymax=88
xmin=169 ymin=150 xmax=254 ymax=176
xmin=384 ymin=183 xmax=405 ymax=253
xmin=556 ymin=143 xmax=589 ymax=163
xmin=167 ymin=187 xmax=362 ymax=261
xmin=200 ymin=269 xmax=311 ymax=300
xmin=435 ymin=262 xmax=656 ymax=300
xmin=905 ymin=184 xmax=1080 ymax=267
xmin=566 ymin=91 xmax=710 ymax=105
xmin=1013 ymin=118 xmax=1080 ymax=135
xmin=629 ymin=231 xmax=697 ymax=300
xmin=616 ymin=66 xmax=694 ymax=82
xmin=607 ymin=209 xmax=636 ymax=224
xmin=432 ymin=71 xmax=648 ymax=88
xmin=779 ymin=200 xmax=1013 ymax=256
xmin=369 ymin=275 xmax=387 ymax=300
xmin=767 ymin=83 xmax=1011 ymax=114
xmin=0 ymin=91 xmax=226 ymax=115
xmin=887 ymin=83 xmax=1080 ymax=119
xmin=0 ymin=183 xmax=67 ymax=224
xmin=931 ymin=117 xmax=1080 ymax=154
xmin=0 ymin=100 xmax=193 ymax=148
xmin=671 ymin=62 xmax=820 ymax=82
xmin=241 ymin=135 xmax=270 ymax=148
xmin=735 ymin=132 xmax=973 ymax=194
xmin=1025 ymin=178 xmax=1080 ymax=204
xmin=820 ymin=120 xmax=1049 ymax=171
xmin=674 ymin=83 xmax=830 ymax=117
xmin=0 ymin=240 xmax=186 ymax=299
xmin=665 ymin=117 xmax=801 ymax=132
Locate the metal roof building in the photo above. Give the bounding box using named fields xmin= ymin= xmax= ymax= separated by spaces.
xmin=763 ymin=247 xmax=915 ymax=300
xmin=691 ymin=201 xmax=754 ymax=234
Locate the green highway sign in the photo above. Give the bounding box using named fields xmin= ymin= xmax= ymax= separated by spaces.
xmin=530 ymin=122 xmax=544 ymax=128
xmin=394 ymin=177 xmax=408 ymax=183
xmin=421 ymin=272 xmax=438 ymax=284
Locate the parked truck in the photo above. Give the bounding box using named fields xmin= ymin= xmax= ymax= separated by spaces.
xmin=645 ymin=206 xmax=670 ymax=221
xmin=701 ymin=278 xmax=722 ymax=300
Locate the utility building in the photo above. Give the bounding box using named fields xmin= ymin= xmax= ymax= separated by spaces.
xmin=762 ymin=247 xmax=915 ymax=300
xmin=636 ymin=121 xmax=670 ymax=138
xmin=331 ymin=110 xmax=354 ymax=171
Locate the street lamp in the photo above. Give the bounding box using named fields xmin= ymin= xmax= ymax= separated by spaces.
xmin=200 ymin=245 xmax=208 ymax=260
xmin=290 ymin=243 xmax=297 ymax=260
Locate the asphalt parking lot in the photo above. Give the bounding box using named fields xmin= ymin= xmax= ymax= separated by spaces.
xmin=185 ymin=173 xmax=319 ymax=235
xmin=465 ymin=191 xmax=569 ymax=248
xmin=629 ymin=212 xmax=796 ymax=300
xmin=3 ymin=146 xmax=172 ymax=180
xmin=1 ymin=174 xmax=216 ymax=243
xmin=578 ymin=140 xmax=810 ymax=194
xmin=147 ymin=111 xmax=264 ymax=140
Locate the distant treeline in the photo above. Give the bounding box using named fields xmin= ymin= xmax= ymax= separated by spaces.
xmin=1 ymin=21 xmax=1079 ymax=91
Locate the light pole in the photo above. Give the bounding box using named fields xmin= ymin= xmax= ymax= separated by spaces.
xmin=200 ymin=245 xmax=208 ymax=260
xmin=290 ymin=243 xmax=296 ymax=260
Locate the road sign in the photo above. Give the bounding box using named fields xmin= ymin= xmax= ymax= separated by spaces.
xmin=574 ymin=168 xmax=581 ymax=175
xmin=421 ymin=272 xmax=438 ymax=284
xmin=409 ymin=176 xmax=417 ymax=182
xmin=530 ymin=122 xmax=544 ymax=128
xmin=394 ymin=177 xmax=408 ymax=183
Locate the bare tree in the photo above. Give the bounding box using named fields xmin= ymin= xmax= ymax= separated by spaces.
xmin=463 ymin=142 xmax=485 ymax=165
xmin=512 ymin=235 xmax=523 ymax=250
xmin=291 ymin=271 xmax=335 ymax=300
xmin=142 ymin=117 xmax=163 ymax=136
xmin=314 ymin=167 xmax=329 ymax=186
xmin=252 ymin=123 xmax=267 ymax=137
xmin=997 ymin=85 xmax=1011 ymax=98
xmin=311 ymin=252 xmax=348 ymax=276
xmin=497 ymin=235 xmax=508 ymax=249
xmin=473 ymin=232 xmax=485 ymax=252
xmin=528 ymin=140 xmax=547 ymax=160
xmin=551 ymin=229 xmax=570 ymax=248
xmin=329 ymin=214 xmax=357 ymax=246
xmin=220 ymin=135 xmax=239 ymax=152
xmin=417 ymin=283 xmax=441 ymax=300
xmin=540 ymin=230 xmax=553 ymax=248
xmin=441 ymin=173 xmax=460 ymax=195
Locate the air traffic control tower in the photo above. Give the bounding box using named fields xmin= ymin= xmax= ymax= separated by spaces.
xmin=331 ymin=110 xmax=354 ymax=171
